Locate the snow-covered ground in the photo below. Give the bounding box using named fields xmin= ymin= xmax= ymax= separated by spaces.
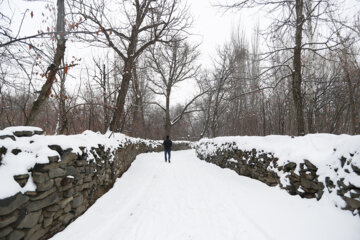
xmin=50 ymin=150 xmax=360 ymax=240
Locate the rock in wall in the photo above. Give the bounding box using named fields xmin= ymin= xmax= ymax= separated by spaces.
xmin=0 ymin=128 xmax=191 ymax=240
xmin=195 ymin=139 xmax=360 ymax=216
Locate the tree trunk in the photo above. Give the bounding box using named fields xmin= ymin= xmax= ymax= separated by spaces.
xmin=342 ymin=59 xmax=358 ymax=134
xmin=292 ymin=0 xmax=305 ymax=136
xmin=26 ymin=0 xmax=66 ymax=126
xmin=58 ymin=69 xmax=68 ymax=134
xmin=102 ymin=64 xmax=109 ymax=132
xmin=165 ymin=93 xmax=171 ymax=137
xmin=131 ymin=67 xmax=145 ymax=137
xmin=109 ymin=61 xmax=133 ymax=132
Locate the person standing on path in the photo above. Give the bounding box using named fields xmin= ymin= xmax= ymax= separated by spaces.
xmin=163 ymin=136 xmax=172 ymax=163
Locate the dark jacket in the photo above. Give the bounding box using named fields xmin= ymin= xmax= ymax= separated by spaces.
xmin=163 ymin=139 xmax=172 ymax=150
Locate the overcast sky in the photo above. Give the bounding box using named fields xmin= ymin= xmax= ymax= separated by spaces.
xmin=4 ymin=0 xmax=360 ymax=105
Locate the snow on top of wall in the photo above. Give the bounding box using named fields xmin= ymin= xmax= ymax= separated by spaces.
xmin=0 ymin=126 xmax=43 ymax=136
xmin=196 ymin=134 xmax=360 ymax=194
xmin=0 ymin=127 xmax=161 ymax=199
xmin=197 ymin=134 xmax=360 ymax=166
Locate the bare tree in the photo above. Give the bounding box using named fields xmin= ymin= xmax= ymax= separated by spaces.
xmin=147 ymin=40 xmax=202 ymax=136
xmin=69 ymin=0 xmax=191 ymax=132
xmin=217 ymin=0 xmax=343 ymax=135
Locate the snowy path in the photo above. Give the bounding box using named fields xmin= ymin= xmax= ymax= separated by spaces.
xmin=51 ymin=150 xmax=360 ymax=240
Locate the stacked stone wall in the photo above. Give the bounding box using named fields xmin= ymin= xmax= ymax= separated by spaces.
xmin=196 ymin=142 xmax=360 ymax=216
xmin=0 ymin=133 xmax=190 ymax=240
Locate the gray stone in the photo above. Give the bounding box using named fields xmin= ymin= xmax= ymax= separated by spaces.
xmin=45 ymin=204 xmax=60 ymax=212
xmin=43 ymin=217 xmax=53 ymax=228
xmin=0 ymin=193 xmax=29 ymax=216
xmin=13 ymin=130 xmax=34 ymax=137
xmin=61 ymin=152 xmax=77 ymax=164
xmin=27 ymin=192 xmax=59 ymax=212
xmin=64 ymin=188 xmax=74 ymax=198
xmin=0 ymin=226 xmax=12 ymax=238
xmin=25 ymin=191 xmax=37 ymax=197
xmin=24 ymin=226 xmax=47 ymax=240
xmin=33 ymin=162 xmax=61 ymax=171
xmin=11 ymin=149 xmax=21 ymax=155
xmin=283 ymin=162 xmax=297 ymax=172
xmin=48 ymin=155 xmax=60 ymax=163
xmin=64 ymin=204 xmax=71 ymax=213
xmin=59 ymin=213 xmax=74 ymax=224
xmin=59 ymin=197 xmax=73 ymax=208
xmin=54 ymin=178 xmax=62 ymax=187
xmin=339 ymin=156 xmax=346 ymax=168
xmin=43 ymin=210 xmax=55 ymax=218
xmin=13 ymin=174 xmax=29 ymax=188
xmin=24 ymin=224 xmax=40 ymax=240
xmin=29 ymin=187 xmax=56 ymax=201
xmin=344 ymin=197 xmax=360 ymax=209
xmin=65 ymin=166 xmax=79 ymax=178
xmin=300 ymin=178 xmax=319 ymax=192
xmin=76 ymin=160 xmax=86 ymax=167
xmin=8 ymin=230 xmax=25 ymax=240
xmin=36 ymin=179 xmax=54 ymax=192
xmin=84 ymin=175 xmax=92 ymax=183
xmin=71 ymin=194 xmax=83 ymax=208
xmin=0 ymin=135 xmax=15 ymax=141
xmin=0 ymin=212 xmax=17 ymax=228
xmin=303 ymin=159 xmax=317 ymax=171
xmin=75 ymin=205 xmax=86 ymax=217
xmin=304 ymin=173 xmax=316 ymax=181
xmin=351 ymin=164 xmax=360 ymax=175
xmin=53 ymin=210 xmax=63 ymax=220
xmin=17 ymin=210 xmax=41 ymax=228
xmin=49 ymin=168 xmax=66 ymax=178
xmin=32 ymin=172 xmax=49 ymax=184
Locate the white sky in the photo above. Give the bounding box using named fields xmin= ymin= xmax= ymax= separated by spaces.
xmin=3 ymin=0 xmax=360 ymax=105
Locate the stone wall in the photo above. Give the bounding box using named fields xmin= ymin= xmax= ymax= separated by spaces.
xmin=0 ymin=130 xmax=191 ymax=240
xmin=195 ymin=141 xmax=360 ymax=216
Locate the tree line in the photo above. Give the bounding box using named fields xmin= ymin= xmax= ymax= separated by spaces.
xmin=0 ymin=0 xmax=359 ymax=140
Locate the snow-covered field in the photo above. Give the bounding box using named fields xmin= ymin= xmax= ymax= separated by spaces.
xmin=50 ymin=150 xmax=360 ymax=240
